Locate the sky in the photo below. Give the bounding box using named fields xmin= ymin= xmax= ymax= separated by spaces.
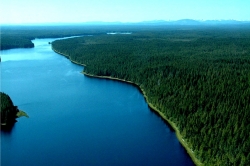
xmin=0 ymin=0 xmax=249 ymax=24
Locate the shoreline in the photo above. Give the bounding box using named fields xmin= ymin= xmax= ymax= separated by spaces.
xmin=51 ymin=47 xmax=86 ymax=66
xmin=83 ymin=72 xmax=202 ymax=166
xmin=52 ymin=47 xmax=202 ymax=166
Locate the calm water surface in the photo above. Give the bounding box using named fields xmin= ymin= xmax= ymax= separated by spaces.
xmin=1 ymin=38 xmax=194 ymax=166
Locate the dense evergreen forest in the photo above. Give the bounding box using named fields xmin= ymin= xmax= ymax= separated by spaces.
xmin=0 ymin=35 xmax=34 ymax=50
xmin=52 ymin=26 xmax=250 ymax=166
xmin=1 ymin=92 xmax=19 ymax=125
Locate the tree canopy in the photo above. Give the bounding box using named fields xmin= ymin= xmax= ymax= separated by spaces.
xmin=1 ymin=92 xmax=19 ymax=125
xmin=52 ymin=26 xmax=250 ymax=165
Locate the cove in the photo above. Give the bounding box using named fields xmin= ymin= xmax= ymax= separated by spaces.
xmin=1 ymin=38 xmax=194 ymax=166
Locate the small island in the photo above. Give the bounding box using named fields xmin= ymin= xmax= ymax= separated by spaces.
xmin=1 ymin=92 xmax=28 ymax=127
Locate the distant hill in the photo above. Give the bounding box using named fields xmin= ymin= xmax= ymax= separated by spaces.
xmin=135 ymin=19 xmax=250 ymax=26
xmin=201 ymin=20 xmax=250 ymax=25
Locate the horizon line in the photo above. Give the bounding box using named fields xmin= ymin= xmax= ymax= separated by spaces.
xmin=1 ymin=19 xmax=250 ymax=26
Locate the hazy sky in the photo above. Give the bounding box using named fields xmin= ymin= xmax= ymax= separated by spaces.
xmin=0 ymin=0 xmax=249 ymax=24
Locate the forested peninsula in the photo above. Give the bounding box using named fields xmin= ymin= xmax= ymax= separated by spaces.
xmin=1 ymin=92 xmax=28 ymax=127
xmin=52 ymin=27 xmax=250 ymax=166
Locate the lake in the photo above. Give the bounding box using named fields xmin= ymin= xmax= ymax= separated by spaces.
xmin=1 ymin=38 xmax=194 ymax=166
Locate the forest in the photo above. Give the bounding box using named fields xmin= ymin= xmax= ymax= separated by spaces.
xmin=52 ymin=26 xmax=250 ymax=166
xmin=1 ymin=24 xmax=147 ymax=50
xmin=1 ymin=92 xmax=19 ymax=126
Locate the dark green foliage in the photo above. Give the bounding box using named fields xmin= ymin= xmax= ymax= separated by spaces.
xmin=1 ymin=92 xmax=18 ymax=125
xmin=0 ymin=35 xmax=34 ymax=50
xmin=52 ymin=26 xmax=250 ymax=165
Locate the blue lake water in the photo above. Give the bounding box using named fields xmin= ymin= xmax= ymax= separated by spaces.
xmin=1 ymin=38 xmax=194 ymax=166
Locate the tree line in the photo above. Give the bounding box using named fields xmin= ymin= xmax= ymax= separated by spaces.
xmin=52 ymin=27 xmax=250 ymax=165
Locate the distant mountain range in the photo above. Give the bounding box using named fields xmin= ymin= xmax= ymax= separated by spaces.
xmin=74 ymin=19 xmax=250 ymax=26
xmin=2 ymin=19 xmax=250 ymax=26
xmin=127 ymin=19 xmax=250 ymax=25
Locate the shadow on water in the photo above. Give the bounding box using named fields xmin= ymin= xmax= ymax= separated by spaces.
xmin=1 ymin=122 xmax=16 ymax=133
xmin=148 ymin=106 xmax=176 ymax=132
